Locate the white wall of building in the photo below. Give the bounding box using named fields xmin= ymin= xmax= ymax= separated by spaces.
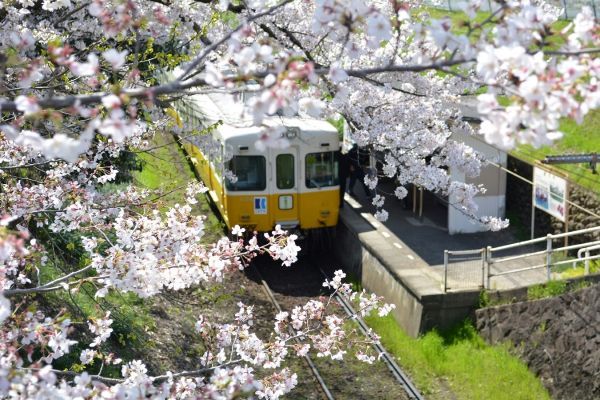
xmin=447 ymin=129 xmax=507 ymax=234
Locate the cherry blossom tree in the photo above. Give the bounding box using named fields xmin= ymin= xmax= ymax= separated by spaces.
xmin=0 ymin=0 xmax=598 ymax=398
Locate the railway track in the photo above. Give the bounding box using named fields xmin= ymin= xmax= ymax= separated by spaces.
xmin=250 ymin=256 xmax=424 ymax=400
xmin=317 ymin=267 xmax=424 ymax=400
xmin=255 ymin=267 xmax=335 ymax=400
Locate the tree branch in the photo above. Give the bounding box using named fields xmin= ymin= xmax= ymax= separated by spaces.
xmin=20 ymin=368 xmax=122 ymax=385
xmin=176 ymin=0 xmax=294 ymax=82
xmin=21 ymin=359 xmax=243 ymax=385
xmin=0 ymin=58 xmax=473 ymax=113
xmin=545 ymin=47 xmax=600 ymax=56
xmin=4 ymin=264 xmax=94 ymax=296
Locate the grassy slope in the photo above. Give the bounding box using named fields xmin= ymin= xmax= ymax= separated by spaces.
xmin=365 ymin=315 xmax=551 ymax=400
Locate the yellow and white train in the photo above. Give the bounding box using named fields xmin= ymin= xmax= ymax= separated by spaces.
xmin=175 ymin=90 xmax=340 ymax=233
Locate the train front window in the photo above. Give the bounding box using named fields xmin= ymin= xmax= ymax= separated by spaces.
xmin=305 ymin=152 xmax=339 ymax=188
xmin=226 ymin=156 xmax=266 ymax=191
xmin=276 ymin=154 xmax=295 ymax=189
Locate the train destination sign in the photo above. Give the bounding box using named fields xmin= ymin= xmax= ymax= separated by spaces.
xmin=533 ymin=166 xmax=567 ymax=222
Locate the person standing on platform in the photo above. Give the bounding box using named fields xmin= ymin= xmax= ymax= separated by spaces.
xmin=338 ymin=147 xmax=350 ymax=208
xmin=348 ymin=144 xmax=372 ymax=198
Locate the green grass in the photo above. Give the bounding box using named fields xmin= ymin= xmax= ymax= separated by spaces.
xmin=133 ymin=135 xmax=195 ymax=201
xmin=527 ymin=280 xmax=568 ymax=300
xmin=556 ymin=259 xmax=600 ymax=279
xmin=364 ymin=316 xmax=550 ymax=400
xmin=39 ymin=256 xmax=157 ymax=378
xmin=511 ymin=109 xmax=600 ymax=193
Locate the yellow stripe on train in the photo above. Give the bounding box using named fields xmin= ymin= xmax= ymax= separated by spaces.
xmin=225 ymin=191 xmax=340 ymax=232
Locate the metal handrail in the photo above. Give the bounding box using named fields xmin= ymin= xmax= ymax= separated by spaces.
xmin=549 ymin=225 xmax=600 ymax=240
xmin=491 ymin=263 xmax=547 ymax=276
xmin=447 ymin=248 xmax=485 ymax=256
xmin=490 ymin=236 xmax=546 ymax=251
xmin=491 ymin=240 xmax=600 ymax=265
xmin=490 ymin=226 xmax=600 ymax=252
xmin=553 ymin=257 xmax=600 ymax=267
xmin=553 ymin=240 xmax=600 ymax=253
xmin=578 ymin=244 xmax=600 ymax=275
xmin=444 ymin=225 xmax=600 ymax=291
xmin=578 ymin=244 xmax=600 ymax=257
xmin=490 ymin=249 xmax=548 ymax=264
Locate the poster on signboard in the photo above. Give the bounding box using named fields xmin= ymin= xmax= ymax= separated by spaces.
xmin=533 ymin=166 xmax=567 ymax=222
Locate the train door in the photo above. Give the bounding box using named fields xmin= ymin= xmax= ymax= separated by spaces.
xmin=271 ymin=147 xmax=300 ymax=229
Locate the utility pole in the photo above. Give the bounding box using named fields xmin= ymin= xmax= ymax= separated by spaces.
xmin=541 ymin=153 xmax=598 ymax=173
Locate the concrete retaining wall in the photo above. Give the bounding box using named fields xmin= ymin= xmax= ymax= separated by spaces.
xmin=335 ymin=207 xmax=480 ymax=337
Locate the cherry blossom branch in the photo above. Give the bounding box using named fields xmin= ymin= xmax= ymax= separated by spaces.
xmin=362 ymin=76 xmax=427 ymax=97
xmin=19 ymin=368 xmax=122 ymax=385
xmin=176 ymin=0 xmax=294 ymax=81
xmin=53 ymin=2 xmax=91 ymax=28
xmin=0 ymin=58 xmax=473 ymax=113
xmin=21 ymin=359 xmax=244 ymax=385
xmin=545 ymin=47 xmax=600 ymax=55
xmin=150 ymin=360 xmax=244 ymax=382
xmin=0 ymin=79 xmax=200 ymax=112
xmin=339 ymin=59 xmax=474 ymax=77
xmin=0 ymin=161 xmax=55 ymax=170
xmin=4 ymin=264 xmax=94 ymax=296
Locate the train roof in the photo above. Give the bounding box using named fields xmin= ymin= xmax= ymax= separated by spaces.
xmin=179 ymin=91 xmax=338 ymax=142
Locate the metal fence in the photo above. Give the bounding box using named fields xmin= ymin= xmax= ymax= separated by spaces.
xmin=424 ymin=0 xmax=599 ymax=19
xmin=443 ymin=248 xmax=486 ymax=292
xmin=443 ymin=226 xmax=600 ymax=292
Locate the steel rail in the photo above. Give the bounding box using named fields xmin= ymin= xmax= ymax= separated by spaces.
xmin=251 ymin=264 xmax=335 ymax=400
xmin=318 ymin=268 xmax=425 ymax=400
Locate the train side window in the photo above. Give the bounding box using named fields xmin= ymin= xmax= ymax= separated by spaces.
xmin=305 ymin=152 xmax=339 ymax=188
xmin=276 ymin=154 xmax=295 ymax=189
xmin=225 ymin=156 xmax=266 ymax=191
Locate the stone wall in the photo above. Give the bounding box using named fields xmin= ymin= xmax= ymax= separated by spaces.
xmin=506 ymin=156 xmax=600 ymax=243
xmin=476 ymin=283 xmax=600 ymax=400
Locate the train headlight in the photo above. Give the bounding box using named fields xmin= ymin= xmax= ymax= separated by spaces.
xmin=278 ymin=195 xmax=293 ymax=210
xmin=285 ymin=127 xmax=299 ymax=139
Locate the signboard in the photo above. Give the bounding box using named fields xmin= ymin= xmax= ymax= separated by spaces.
xmin=254 ymin=197 xmax=267 ymax=215
xmin=533 ymin=166 xmax=567 ymax=222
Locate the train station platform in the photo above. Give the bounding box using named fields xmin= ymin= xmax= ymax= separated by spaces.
xmin=341 ymin=181 xmax=548 ymax=285
xmin=334 ymin=185 xmax=551 ymax=337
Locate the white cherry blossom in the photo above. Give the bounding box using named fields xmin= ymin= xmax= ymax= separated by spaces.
xmin=0 ymin=0 xmax=598 ymax=397
xmin=102 ymin=49 xmax=129 ymax=70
